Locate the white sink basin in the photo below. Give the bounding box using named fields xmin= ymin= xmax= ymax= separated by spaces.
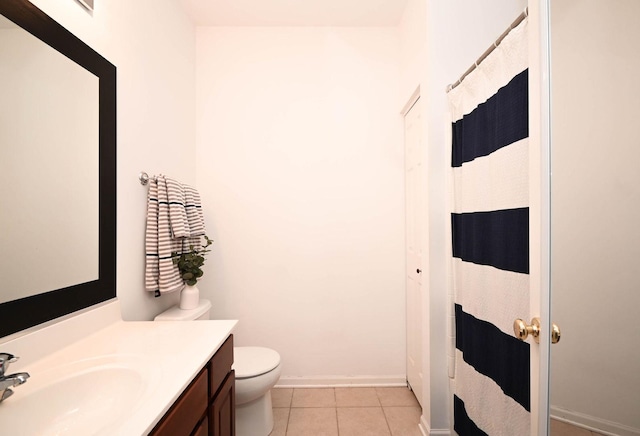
xmin=0 ymin=355 xmax=161 ymax=435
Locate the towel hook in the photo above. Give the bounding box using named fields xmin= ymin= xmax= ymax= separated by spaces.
xmin=139 ymin=171 xmax=149 ymax=185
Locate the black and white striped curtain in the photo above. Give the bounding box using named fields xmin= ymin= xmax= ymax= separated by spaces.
xmin=448 ymin=17 xmax=531 ymax=436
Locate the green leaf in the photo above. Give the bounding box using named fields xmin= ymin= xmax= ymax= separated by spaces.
xmin=173 ymin=235 xmax=214 ymax=285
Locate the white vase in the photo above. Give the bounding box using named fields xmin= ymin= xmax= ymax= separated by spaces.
xmin=179 ymin=284 xmax=200 ymax=309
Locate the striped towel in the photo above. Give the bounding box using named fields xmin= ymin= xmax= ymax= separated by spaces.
xmin=145 ymin=175 xmax=206 ymax=295
xmin=181 ymin=184 xmax=206 ymax=253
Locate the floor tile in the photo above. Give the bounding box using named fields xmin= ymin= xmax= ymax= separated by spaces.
xmin=269 ymin=407 xmax=289 ymax=436
xmin=383 ymin=406 xmax=422 ymax=436
xmin=286 ymin=407 xmax=338 ymax=436
xmin=291 ymin=388 xmax=336 ymax=408
xmin=375 ymin=387 xmax=420 ymax=407
xmin=337 ymin=407 xmax=391 ymax=436
xmin=272 ymin=388 xmax=294 ymax=408
xmin=550 ymin=419 xmax=593 ymax=436
xmin=335 ymin=387 xmax=380 ymax=407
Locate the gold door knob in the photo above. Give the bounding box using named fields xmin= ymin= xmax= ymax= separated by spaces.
xmin=551 ymin=323 xmax=561 ymax=344
xmin=514 ymin=318 xmax=541 ymax=343
xmin=513 ymin=318 xmax=561 ymax=344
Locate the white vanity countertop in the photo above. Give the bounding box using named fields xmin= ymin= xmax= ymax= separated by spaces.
xmin=0 ymin=300 xmax=237 ymax=435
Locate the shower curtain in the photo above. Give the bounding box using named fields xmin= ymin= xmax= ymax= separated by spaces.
xmin=448 ymin=17 xmax=531 ymax=436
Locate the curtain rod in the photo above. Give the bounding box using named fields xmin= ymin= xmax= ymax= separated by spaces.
xmin=446 ymin=7 xmax=528 ymax=93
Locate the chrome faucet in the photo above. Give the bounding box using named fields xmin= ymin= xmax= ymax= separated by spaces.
xmin=0 ymin=353 xmax=30 ymax=402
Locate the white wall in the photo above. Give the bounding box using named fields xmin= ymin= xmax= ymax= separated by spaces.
xmin=25 ymin=0 xmax=197 ymax=321
xmin=195 ymin=27 xmax=406 ymax=382
xmin=424 ymin=0 xmax=527 ymax=432
xmin=550 ymin=1 xmax=640 ymax=433
xmin=399 ymin=0 xmax=426 ymax=103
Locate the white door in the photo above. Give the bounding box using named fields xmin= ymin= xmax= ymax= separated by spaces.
xmin=404 ymin=97 xmax=423 ymax=406
xmin=549 ymin=1 xmax=640 ymax=434
xmin=447 ymin=4 xmax=552 ymax=434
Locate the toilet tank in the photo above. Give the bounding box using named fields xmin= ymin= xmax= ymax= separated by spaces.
xmin=154 ymin=299 xmax=212 ymax=321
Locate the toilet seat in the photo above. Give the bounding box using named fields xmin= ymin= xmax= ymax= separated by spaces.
xmin=234 ymin=347 xmax=280 ymax=379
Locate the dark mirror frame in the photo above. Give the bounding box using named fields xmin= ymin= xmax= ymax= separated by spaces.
xmin=0 ymin=0 xmax=116 ymax=338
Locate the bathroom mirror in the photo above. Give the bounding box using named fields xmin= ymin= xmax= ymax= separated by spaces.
xmin=0 ymin=0 xmax=116 ymax=339
xmin=0 ymin=15 xmax=99 ymax=305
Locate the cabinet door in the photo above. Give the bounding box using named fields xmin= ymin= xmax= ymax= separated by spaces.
xmin=151 ymin=368 xmax=208 ymax=436
xmin=210 ymin=335 xmax=234 ymax=397
xmin=193 ymin=416 xmax=208 ymax=436
xmin=210 ymin=370 xmax=235 ymax=436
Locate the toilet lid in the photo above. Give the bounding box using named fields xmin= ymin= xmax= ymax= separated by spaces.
xmin=233 ymin=347 xmax=281 ymax=379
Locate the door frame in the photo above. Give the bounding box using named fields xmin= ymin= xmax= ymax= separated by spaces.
xmin=528 ymin=1 xmax=552 ymax=435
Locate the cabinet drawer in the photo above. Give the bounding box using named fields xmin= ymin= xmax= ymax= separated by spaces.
xmin=210 ymin=334 xmax=233 ymax=398
xmin=151 ymin=367 xmax=208 ymax=436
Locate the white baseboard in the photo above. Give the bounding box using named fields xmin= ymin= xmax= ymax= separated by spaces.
xmin=419 ymin=422 xmax=428 ymax=435
xmin=276 ymin=375 xmax=407 ymax=388
xmin=428 ymin=430 xmax=452 ymax=436
xmin=419 ymin=414 xmax=451 ymax=436
xmin=551 ymin=406 xmax=640 ymax=436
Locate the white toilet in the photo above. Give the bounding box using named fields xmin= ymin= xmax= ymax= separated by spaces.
xmin=154 ymin=299 xmax=281 ymax=436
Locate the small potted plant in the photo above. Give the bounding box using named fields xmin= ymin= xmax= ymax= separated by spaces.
xmin=172 ymin=235 xmax=212 ymax=309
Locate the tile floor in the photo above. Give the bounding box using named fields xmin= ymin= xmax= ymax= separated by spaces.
xmin=269 ymin=386 xmax=422 ymax=436
xmin=550 ymin=419 xmax=608 ymax=436
xmin=267 ymin=388 xmax=608 ymax=436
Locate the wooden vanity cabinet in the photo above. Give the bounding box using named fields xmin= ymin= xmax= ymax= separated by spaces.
xmin=150 ymin=335 xmax=235 ymax=436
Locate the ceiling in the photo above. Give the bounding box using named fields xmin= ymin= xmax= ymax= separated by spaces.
xmin=180 ymin=0 xmax=409 ymax=27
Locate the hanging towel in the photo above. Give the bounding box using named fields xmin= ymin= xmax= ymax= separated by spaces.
xmin=181 ymin=183 xmax=206 ymax=253
xmin=165 ymin=177 xmax=189 ymax=239
xmin=448 ymin=16 xmax=531 ymax=436
xmin=145 ymin=175 xmax=206 ymax=295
